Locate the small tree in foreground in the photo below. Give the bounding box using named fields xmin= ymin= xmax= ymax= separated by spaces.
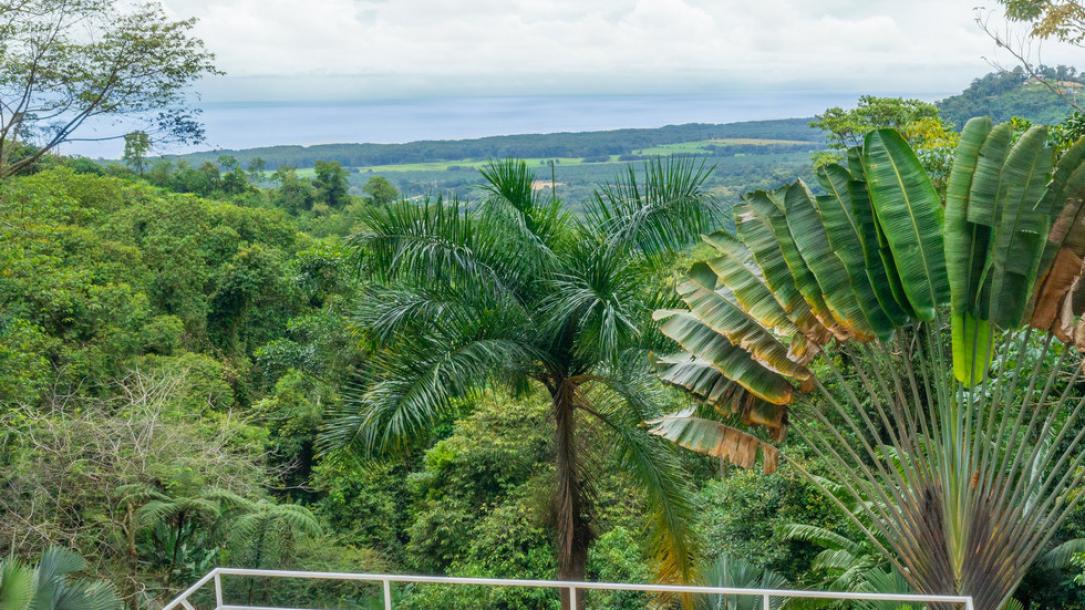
xmin=652 ymin=119 xmax=1085 ymax=610
xmin=0 ymin=0 xmax=220 ymax=178
xmin=0 ymin=546 xmax=122 ymax=610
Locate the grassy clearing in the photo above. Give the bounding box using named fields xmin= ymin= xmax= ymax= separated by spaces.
xmin=351 ymin=156 xmax=620 ymax=173
xmin=633 ymin=137 xmax=814 ymax=155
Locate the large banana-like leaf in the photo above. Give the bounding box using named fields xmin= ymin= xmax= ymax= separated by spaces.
xmin=654 ymin=352 xmax=744 ymax=408
xmin=655 ymin=309 xmax=794 ymax=404
xmin=815 ymin=164 xmax=904 ymax=338
xmin=945 ymin=117 xmax=993 ymax=315
xmin=945 ymin=117 xmax=995 ymax=385
xmin=732 ymin=201 xmax=833 ymax=345
xmin=653 ymin=353 xmax=787 ymax=431
xmin=676 ymin=268 xmax=811 ymax=381
xmin=1030 ymin=137 xmax=1085 ymax=335
xmin=701 ymin=231 xmax=799 ymax=338
xmin=862 ymin=129 xmax=949 ymax=320
xmin=987 ymin=125 xmax=1053 ymax=327
xmin=784 ymin=181 xmax=876 ymax=340
xmin=846 ymin=148 xmax=916 ymax=319
xmin=744 ymin=191 xmax=847 ymax=338
xmin=647 ymin=409 xmax=779 ymax=474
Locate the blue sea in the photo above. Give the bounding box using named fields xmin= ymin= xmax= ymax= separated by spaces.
xmin=66 ymin=91 xmax=950 ymax=159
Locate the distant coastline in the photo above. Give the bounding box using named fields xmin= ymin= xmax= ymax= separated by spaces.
xmin=71 ymin=91 xmax=948 ymax=159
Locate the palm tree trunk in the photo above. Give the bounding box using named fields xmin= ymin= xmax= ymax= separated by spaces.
xmin=553 ymin=380 xmax=590 ymax=610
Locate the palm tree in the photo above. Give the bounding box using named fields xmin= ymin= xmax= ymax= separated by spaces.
xmin=322 ymin=158 xmax=720 ymax=609
xmin=650 ymin=121 xmax=1085 ymax=610
xmin=0 ymin=546 xmax=122 ymax=610
xmin=782 ymin=487 xmax=888 ymax=599
xmin=212 ymin=491 xmax=321 ymax=604
xmin=698 ymin=554 xmax=788 ymax=610
xmin=117 ymin=483 xmax=223 ymax=587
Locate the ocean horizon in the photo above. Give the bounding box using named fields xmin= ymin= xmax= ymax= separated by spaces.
xmin=67 ymin=90 xmax=953 ymax=160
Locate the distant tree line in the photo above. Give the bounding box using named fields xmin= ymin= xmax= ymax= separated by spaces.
xmin=158 ymin=119 xmax=822 ymax=170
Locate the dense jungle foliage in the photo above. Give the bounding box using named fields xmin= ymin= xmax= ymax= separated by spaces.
xmin=6 ymin=62 xmax=1085 ymax=603
xmin=4 ymin=110 xmax=1085 ymax=608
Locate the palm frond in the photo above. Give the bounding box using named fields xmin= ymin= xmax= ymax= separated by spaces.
xmin=479 ymin=158 xmax=570 ymax=265
xmin=320 ymin=337 xmax=536 ymax=456
xmin=0 ymin=558 xmax=33 ymax=610
xmin=698 ymin=554 xmax=788 ymax=610
xmin=540 ymin=243 xmax=642 ymax=365
xmin=586 ymin=157 xmax=720 ymax=262
xmin=780 ymin=523 xmax=864 ymax=555
xmin=351 ymin=197 xmax=535 ymax=302
xmin=1038 ymin=538 xmax=1085 ymax=570
xmin=578 ymin=359 xmax=699 ymax=584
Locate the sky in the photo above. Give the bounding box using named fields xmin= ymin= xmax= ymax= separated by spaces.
xmin=159 ymin=0 xmax=1082 ymax=102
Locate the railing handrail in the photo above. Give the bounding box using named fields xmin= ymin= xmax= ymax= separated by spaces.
xmin=163 ymin=567 xmax=975 ymax=610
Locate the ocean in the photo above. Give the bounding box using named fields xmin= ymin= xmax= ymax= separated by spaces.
xmin=65 ymin=91 xmax=949 ymax=159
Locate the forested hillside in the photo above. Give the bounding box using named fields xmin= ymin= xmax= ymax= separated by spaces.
xmin=937 ymin=65 xmax=1085 ymax=127
xmin=6 ymin=139 xmax=1085 ymax=608
xmin=0 ymin=163 xmax=858 ymax=609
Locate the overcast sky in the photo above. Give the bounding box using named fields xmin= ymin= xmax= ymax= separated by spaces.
xmin=158 ymin=0 xmax=1082 ymax=102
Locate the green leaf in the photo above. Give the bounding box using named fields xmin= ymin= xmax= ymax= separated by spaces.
xmin=951 ymin=312 xmax=994 ymax=386
xmin=702 ymin=231 xmax=799 ymax=338
xmin=862 ymin=129 xmax=949 ymax=321
xmin=0 ymin=559 xmax=33 ymax=610
xmin=677 ymin=269 xmax=811 ymax=381
xmin=987 ymin=125 xmax=1053 ymax=327
xmin=945 ymin=117 xmax=995 ymax=384
xmin=654 ymin=352 xmax=744 ymax=409
xmin=844 ymin=160 xmax=916 ymax=320
xmin=784 ymin=181 xmax=875 ymax=339
xmin=741 ymin=191 xmax=845 ymax=338
xmin=655 ymin=310 xmax=794 ymax=405
xmin=732 ymin=200 xmax=832 ymax=345
xmin=816 ymin=164 xmax=906 ymax=337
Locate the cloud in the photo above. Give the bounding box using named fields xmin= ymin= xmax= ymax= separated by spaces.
xmin=162 ymin=0 xmax=1082 ymax=100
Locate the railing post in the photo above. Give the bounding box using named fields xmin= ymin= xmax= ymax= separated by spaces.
xmin=568 ymin=584 xmax=577 ymax=609
xmin=213 ymin=570 xmax=223 ymax=610
xmin=383 ymin=577 xmax=393 ymax=610
xmin=763 ymin=593 xmax=771 ymax=610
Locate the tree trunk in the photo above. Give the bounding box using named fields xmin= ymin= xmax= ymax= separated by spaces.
xmin=553 ymin=380 xmax=590 ymax=610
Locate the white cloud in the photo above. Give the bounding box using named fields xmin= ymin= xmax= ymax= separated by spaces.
xmin=161 ymin=0 xmax=1083 ymax=100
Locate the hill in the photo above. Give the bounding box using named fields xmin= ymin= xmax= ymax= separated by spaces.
xmin=937 ymin=65 xmax=1084 ymax=128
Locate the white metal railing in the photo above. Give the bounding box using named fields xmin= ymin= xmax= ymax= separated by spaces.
xmin=161 ymin=567 xmax=975 ymax=610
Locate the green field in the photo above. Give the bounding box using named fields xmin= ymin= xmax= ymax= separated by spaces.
xmin=350 ymin=156 xmax=619 ymax=173
xmin=350 ymin=151 xmax=819 ymax=211
xmin=632 ymin=137 xmax=815 ymax=155
xmin=238 ymin=123 xmax=826 ymax=208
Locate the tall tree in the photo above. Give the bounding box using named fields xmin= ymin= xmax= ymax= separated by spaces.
xmin=122 ymin=131 xmax=150 ymax=176
xmin=651 ymin=122 xmax=1085 ymax=610
xmin=811 ymin=97 xmax=958 ymax=180
xmin=322 ymin=158 xmax=720 ymax=609
xmin=0 ymin=0 xmax=220 ymax=178
xmin=313 ymin=160 xmax=350 ymax=208
xmin=362 ymin=175 xmax=399 ymax=205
